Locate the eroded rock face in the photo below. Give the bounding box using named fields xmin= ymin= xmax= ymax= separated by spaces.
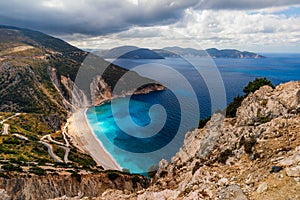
xmin=3 ymin=81 xmax=300 ymax=200
xmin=105 ymin=81 xmax=299 ymax=200
xmin=0 ymin=173 xmax=149 ymax=200
xmin=90 ymin=75 xmax=112 ymax=105
xmin=236 ymin=82 xmax=300 ymax=126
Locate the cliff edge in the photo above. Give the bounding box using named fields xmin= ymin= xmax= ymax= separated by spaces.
xmin=100 ymin=81 xmax=300 ymax=200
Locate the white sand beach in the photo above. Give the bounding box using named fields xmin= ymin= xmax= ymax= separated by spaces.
xmin=68 ymin=109 xmax=121 ymax=170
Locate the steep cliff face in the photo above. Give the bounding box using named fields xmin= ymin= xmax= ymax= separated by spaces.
xmin=0 ymin=173 xmax=149 ymax=200
xmin=99 ymin=81 xmax=300 ymax=200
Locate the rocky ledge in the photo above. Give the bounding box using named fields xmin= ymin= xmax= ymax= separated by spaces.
xmin=100 ymin=81 xmax=300 ymax=200
xmin=1 ymin=81 xmax=299 ymax=200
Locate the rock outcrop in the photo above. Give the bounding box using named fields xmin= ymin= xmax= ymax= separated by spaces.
xmin=0 ymin=173 xmax=149 ymax=200
xmin=1 ymin=80 xmax=299 ymax=199
xmin=99 ymin=81 xmax=300 ymax=200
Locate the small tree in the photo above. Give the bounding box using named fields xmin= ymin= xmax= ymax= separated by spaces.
xmin=243 ymin=77 xmax=274 ymax=95
xmin=226 ymin=78 xmax=274 ymax=118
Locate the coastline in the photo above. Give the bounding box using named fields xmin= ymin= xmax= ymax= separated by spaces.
xmin=68 ymin=108 xmax=122 ymax=170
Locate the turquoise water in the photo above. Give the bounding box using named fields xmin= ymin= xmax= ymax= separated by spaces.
xmin=86 ymin=91 xmax=186 ymax=174
xmin=86 ymin=54 xmax=300 ymax=174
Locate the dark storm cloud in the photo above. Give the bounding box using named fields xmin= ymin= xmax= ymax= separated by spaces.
xmin=0 ymin=0 xmax=299 ymax=36
xmin=0 ymin=0 xmax=198 ymax=35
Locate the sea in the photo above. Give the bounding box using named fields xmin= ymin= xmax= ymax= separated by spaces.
xmin=85 ymin=53 xmax=300 ymax=175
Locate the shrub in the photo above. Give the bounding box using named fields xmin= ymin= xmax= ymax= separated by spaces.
xmin=107 ymin=171 xmax=120 ymax=181
xmin=2 ymin=137 xmax=22 ymax=145
xmin=132 ymin=175 xmax=140 ymax=188
xmin=243 ymin=77 xmax=274 ymax=95
xmin=0 ymin=172 xmax=9 ymax=178
xmin=29 ymin=166 xmax=46 ymax=176
xmin=226 ymin=78 xmax=274 ymax=118
xmin=1 ymin=163 xmax=23 ymax=172
xmin=226 ymin=95 xmax=244 ymax=118
xmin=159 ymin=170 xmax=168 ymax=178
xmin=198 ymin=117 xmax=211 ymax=129
xmin=257 ymin=115 xmax=272 ymax=124
xmin=71 ymin=170 xmax=82 ymax=182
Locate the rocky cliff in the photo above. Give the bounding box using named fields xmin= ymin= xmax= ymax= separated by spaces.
xmin=0 ymin=173 xmax=149 ymax=200
xmin=1 ymin=82 xmax=299 ymax=200
xmin=98 ymin=81 xmax=300 ymax=200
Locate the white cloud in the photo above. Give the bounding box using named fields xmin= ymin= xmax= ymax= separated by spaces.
xmin=66 ymin=7 xmax=300 ymax=52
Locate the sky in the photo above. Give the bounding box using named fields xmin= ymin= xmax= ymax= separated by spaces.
xmin=0 ymin=0 xmax=300 ymax=52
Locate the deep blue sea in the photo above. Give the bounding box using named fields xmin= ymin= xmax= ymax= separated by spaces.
xmin=86 ymin=54 xmax=300 ymax=174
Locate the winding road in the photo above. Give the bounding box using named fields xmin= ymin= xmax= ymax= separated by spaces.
xmin=39 ymin=141 xmax=63 ymax=163
xmin=40 ymin=122 xmax=71 ymax=163
xmin=0 ymin=113 xmax=71 ymax=164
xmin=1 ymin=113 xmax=21 ymax=135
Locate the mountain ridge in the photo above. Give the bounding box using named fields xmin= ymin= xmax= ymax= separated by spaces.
xmin=97 ymin=45 xmax=265 ymax=59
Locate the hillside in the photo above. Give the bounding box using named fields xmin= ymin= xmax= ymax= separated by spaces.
xmin=99 ymin=81 xmax=300 ymax=199
xmin=1 ymin=80 xmax=299 ymax=199
xmin=162 ymin=47 xmax=265 ymax=58
xmin=0 ymin=25 xmax=163 ymax=118
xmin=0 ymin=25 xmax=163 ymax=194
xmin=99 ymin=46 xmax=264 ymax=59
xmin=97 ymin=46 xmax=164 ymax=59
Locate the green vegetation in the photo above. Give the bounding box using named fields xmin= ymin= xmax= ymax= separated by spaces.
xmin=29 ymin=166 xmax=46 ymax=175
xmin=0 ymin=26 xmax=167 ymax=178
xmin=1 ymin=163 xmax=23 ymax=172
xmin=197 ymin=78 xmax=274 ymax=127
xmin=243 ymin=77 xmax=274 ymax=95
xmin=257 ymin=112 xmax=272 ymax=124
xmin=68 ymin=148 xmax=97 ymax=168
xmin=107 ymin=171 xmax=120 ymax=181
xmin=132 ymin=175 xmax=141 ymax=188
xmin=159 ymin=170 xmax=168 ymax=178
xmin=226 ymin=95 xmax=244 ymax=118
xmin=0 ymin=172 xmax=10 ymax=178
xmin=198 ymin=117 xmax=211 ymax=129
xmin=53 ymin=146 xmax=65 ymax=160
xmin=226 ymin=78 xmax=274 ymax=118
xmin=0 ymin=113 xmax=97 ymax=172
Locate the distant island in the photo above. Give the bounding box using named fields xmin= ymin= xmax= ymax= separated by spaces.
xmin=98 ymin=46 xmax=265 ymax=59
xmin=97 ymin=46 xmax=164 ymax=59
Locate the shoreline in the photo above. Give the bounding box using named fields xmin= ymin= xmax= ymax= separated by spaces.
xmin=68 ymin=108 xmax=122 ymax=170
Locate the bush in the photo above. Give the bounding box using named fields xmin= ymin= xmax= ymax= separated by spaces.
xmin=107 ymin=171 xmax=120 ymax=181
xmin=29 ymin=166 xmax=46 ymax=175
xmin=226 ymin=78 xmax=274 ymax=118
xmin=159 ymin=170 xmax=168 ymax=178
xmin=243 ymin=77 xmax=274 ymax=95
xmin=226 ymin=95 xmax=244 ymax=118
xmin=2 ymin=137 xmax=22 ymax=145
xmin=71 ymin=170 xmax=82 ymax=182
xmin=198 ymin=117 xmax=211 ymax=129
xmin=0 ymin=172 xmax=9 ymax=178
xmin=1 ymin=163 xmax=23 ymax=172
xmin=132 ymin=175 xmax=140 ymax=188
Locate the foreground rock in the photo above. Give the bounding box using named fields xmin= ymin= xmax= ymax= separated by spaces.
xmin=1 ymin=81 xmax=299 ymax=199
xmin=0 ymin=173 xmax=149 ymax=200
xmin=100 ymin=81 xmax=300 ymax=200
